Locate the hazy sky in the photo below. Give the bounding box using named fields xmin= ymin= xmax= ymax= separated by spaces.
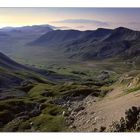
xmin=0 ymin=8 xmax=140 ymax=30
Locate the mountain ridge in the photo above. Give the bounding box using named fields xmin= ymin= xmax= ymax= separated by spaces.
xmin=29 ymin=27 xmax=140 ymax=61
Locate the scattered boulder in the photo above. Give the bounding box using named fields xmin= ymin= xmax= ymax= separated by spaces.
xmin=74 ymin=106 xmax=85 ymax=113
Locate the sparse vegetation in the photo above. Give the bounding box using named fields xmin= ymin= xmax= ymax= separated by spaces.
xmin=109 ymin=106 xmax=140 ymax=132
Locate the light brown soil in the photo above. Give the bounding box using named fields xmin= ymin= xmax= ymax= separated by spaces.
xmin=69 ymin=87 xmax=140 ymax=132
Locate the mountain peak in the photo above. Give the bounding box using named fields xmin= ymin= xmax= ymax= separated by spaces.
xmin=114 ymin=27 xmax=133 ymax=32
xmin=104 ymin=26 xmax=139 ymax=42
xmin=96 ymin=28 xmax=112 ymax=31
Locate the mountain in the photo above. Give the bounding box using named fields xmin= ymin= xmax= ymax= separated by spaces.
xmin=0 ymin=24 xmax=54 ymax=35
xmin=30 ymin=27 xmax=140 ymax=62
xmin=0 ymin=24 xmax=54 ymax=42
xmin=104 ymin=27 xmax=140 ymax=42
xmin=31 ymin=29 xmax=82 ymax=46
xmin=0 ymin=26 xmax=140 ymax=69
xmin=31 ymin=28 xmax=112 ymax=46
xmin=0 ymin=24 xmax=55 ymax=56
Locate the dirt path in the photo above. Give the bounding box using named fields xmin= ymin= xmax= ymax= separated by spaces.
xmin=69 ymin=87 xmax=140 ymax=132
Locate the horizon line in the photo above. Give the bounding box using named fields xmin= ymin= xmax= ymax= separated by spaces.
xmin=0 ymin=24 xmax=138 ymax=32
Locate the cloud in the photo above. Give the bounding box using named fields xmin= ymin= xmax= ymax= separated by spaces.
xmin=52 ymin=19 xmax=109 ymax=27
xmin=54 ymin=26 xmax=71 ymax=30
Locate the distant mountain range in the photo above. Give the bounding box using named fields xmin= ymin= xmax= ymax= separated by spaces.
xmin=0 ymin=24 xmax=55 ymax=55
xmin=0 ymin=24 xmax=54 ymax=42
xmin=31 ymin=28 xmax=112 ymax=46
xmin=0 ymin=25 xmax=140 ymax=66
xmin=30 ymin=27 xmax=140 ymax=62
xmin=0 ymin=24 xmax=55 ymax=33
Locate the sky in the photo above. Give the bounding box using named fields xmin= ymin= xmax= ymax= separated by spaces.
xmin=0 ymin=8 xmax=140 ymax=30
